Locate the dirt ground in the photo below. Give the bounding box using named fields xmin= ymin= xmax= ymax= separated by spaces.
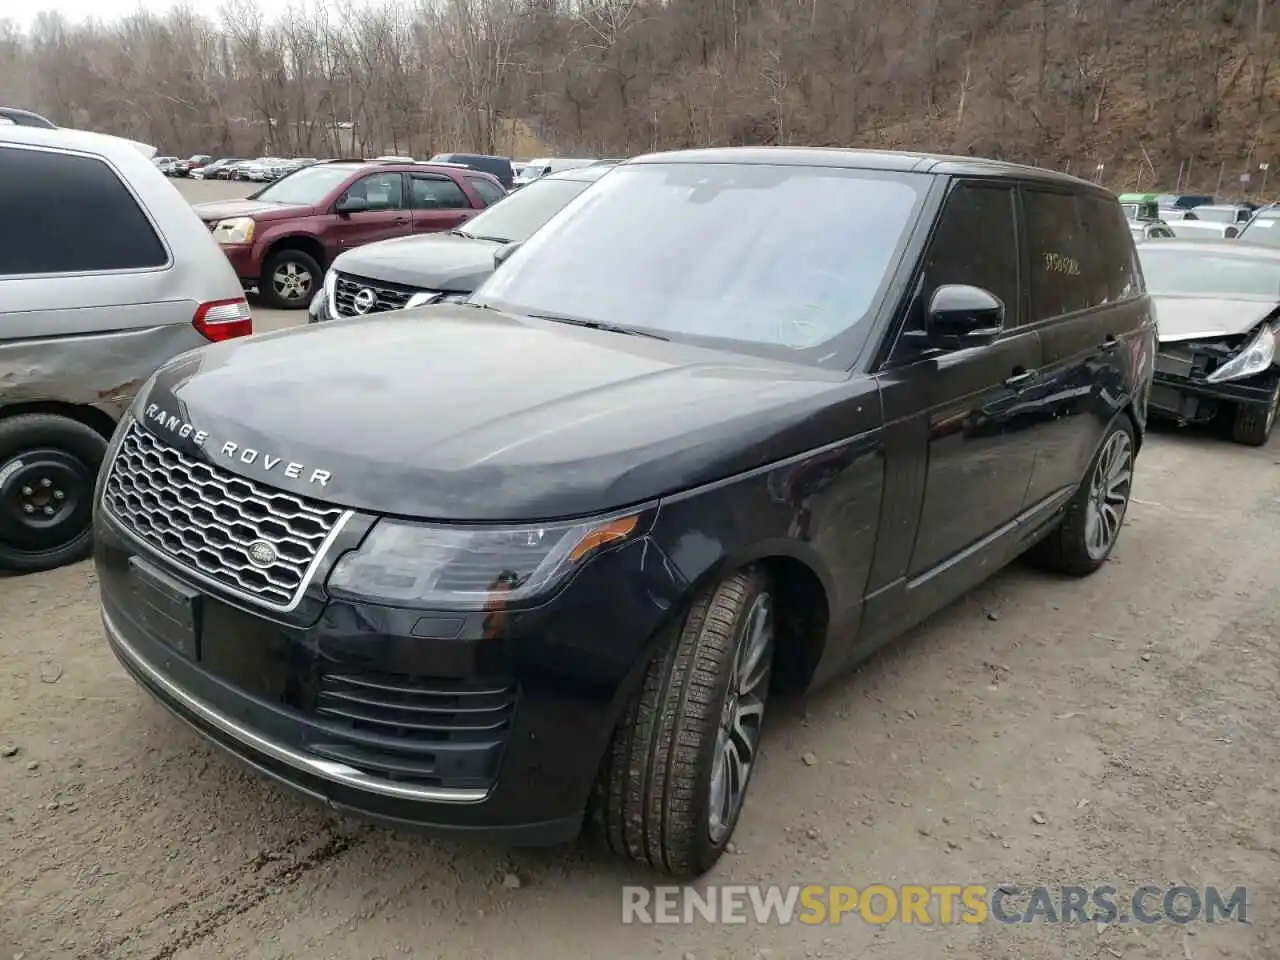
xmin=1 ymin=178 xmax=1277 ymax=958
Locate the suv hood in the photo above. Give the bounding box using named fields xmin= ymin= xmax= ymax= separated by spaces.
xmin=333 ymin=232 xmax=501 ymax=291
xmin=191 ymin=199 xmax=311 ymax=223
xmin=1154 ymin=295 xmax=1280 ymax=342
xmin=136 ymin=306 xmax=862 ymax=521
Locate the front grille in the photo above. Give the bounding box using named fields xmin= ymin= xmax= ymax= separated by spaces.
xmin=102 ymin=423 xmax=347 ymax=609
xmin=333 ymin=272 xmax=425 ymax=317
xmin=310 ymin=671 xmax=517 ymax=789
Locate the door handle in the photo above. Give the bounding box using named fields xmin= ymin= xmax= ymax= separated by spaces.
xmin=394 ymin=217 xmax=410 ymax=225
xmin=1099 ymin=334 xmax=1119 ymax=352
xmin=1004 ymin=369 xmax=1039 ymax=388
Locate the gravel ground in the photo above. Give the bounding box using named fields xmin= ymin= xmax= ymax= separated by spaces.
xmin=0 ymin=178 xmax=1276 ymax=959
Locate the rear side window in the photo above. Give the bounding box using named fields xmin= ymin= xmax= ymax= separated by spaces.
xmin=0 ymin=145 xmax=167 ymax=276
xmin=920 ymin=182 xmax=1020 ymax=326
xmin=1079 ymin=195 xmax=1144 ymax=302
xmin=466 ymin=176 xmax=505 ymax=206
xmin=1022 ymin=189 xmax=1099 ymax=321
xmin=410 ymin=175 xmax=469 ymax=209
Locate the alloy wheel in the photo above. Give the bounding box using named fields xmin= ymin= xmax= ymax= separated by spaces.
xmin=271 ymin=261 xmax=313 ymax=302
xmin=707 ymin=591 xmax=773 ymax=844
xmin=1085 ymin=429 xmax=1133 ymax=560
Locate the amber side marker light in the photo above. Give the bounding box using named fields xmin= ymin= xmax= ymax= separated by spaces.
xmin=569 ymin=515 xmax=640 ymax=563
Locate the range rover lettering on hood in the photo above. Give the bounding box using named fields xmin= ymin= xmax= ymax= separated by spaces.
xmin=142 ymin=403 xmax=333 ymax=487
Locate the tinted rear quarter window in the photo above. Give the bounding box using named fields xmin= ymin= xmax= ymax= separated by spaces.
xmin=0 ymin=145 xmax=167 ymax=275
xmin=1022 ymin=189 xmax=1099 ymax=321
xmin=1078 ymin=194 xmax=1144 ymax=302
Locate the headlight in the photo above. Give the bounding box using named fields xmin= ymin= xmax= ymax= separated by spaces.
xmin=211 ymin=217 xmax=255 ymax=245
xmin=326 ymin=507 xmax=654 ymax=609
xmin=1205 ymin=325 xmax=1277 ymax=383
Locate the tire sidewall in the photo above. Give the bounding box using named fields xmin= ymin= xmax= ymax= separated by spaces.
xmin=0 ymin=415 xmax=108 ymax=572
xmin=687 ymin=570 xmax=773 ymax=869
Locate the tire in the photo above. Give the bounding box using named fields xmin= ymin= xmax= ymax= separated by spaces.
xmin=1231 ymin=392 xmax=1278 ymax=446
xmin=1028 ymin=415 xmax=1136 ymax=577
xmin=0 ymin=414 xmax=109 ymax=573
xmin=592 ymin=567 xmax=775 ymax=877
xmin=260 ymin=248 xmax=322 ymax=310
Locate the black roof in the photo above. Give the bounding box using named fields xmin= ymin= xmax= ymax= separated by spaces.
xmin=625 ymin=146 xmax=1107 ymax=194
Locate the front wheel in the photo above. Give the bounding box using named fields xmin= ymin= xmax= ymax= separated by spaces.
xmin=259 ymin=249 xmax=321 ymax=309
xmin=1231 ymin=391 xmax=1278 ymax=446
xmin=0 ymin=414 xmax=108 ymax=573
xmin=592 ymin=567 xmax=774 ymax=877
xmin=1028 ymin=416 xmax=1135 ymax=577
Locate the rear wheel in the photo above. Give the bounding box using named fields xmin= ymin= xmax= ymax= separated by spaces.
xmin=1028 ymin=416 xmax=1135 ymax=577
xmin=1230 ymin=390 xmax=1278 ymax=446
xmin=0 ymin=414 xmax=108 ymax=573
xmin=592 ymin=567 xmax=774 ymax=877
xmin=260 ymin=248 xmax=321 ymax=309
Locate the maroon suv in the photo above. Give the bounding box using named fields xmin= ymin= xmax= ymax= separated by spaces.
xmin=192 ymin=160 xmax=507 ymax=309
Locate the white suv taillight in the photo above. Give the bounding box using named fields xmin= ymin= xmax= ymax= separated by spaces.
xmin=193 ymin=298 xmax=253 ymax=342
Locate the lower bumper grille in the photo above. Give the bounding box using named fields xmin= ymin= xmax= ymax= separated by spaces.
xmin=310 ymin=671 xmax=516 ymax=789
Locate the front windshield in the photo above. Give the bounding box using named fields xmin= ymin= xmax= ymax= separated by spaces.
xmin=472 ymin=162 xmax=926 ymax=363
xmin=252 ymin=165 xmax=361 ymax=205
xmin=462 ymin=177 xmax=596 ymax=243
xmin=1138 ymin=248 xmax=1280 ymax=297
xmin=1236 ymin=214 xmax=1280 ymax=247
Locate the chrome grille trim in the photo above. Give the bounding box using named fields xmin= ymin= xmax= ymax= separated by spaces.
xmin=102 ymin=422 xmax=353 ymax=613
xmin=332 ymin=271 xmax=426 ymax=318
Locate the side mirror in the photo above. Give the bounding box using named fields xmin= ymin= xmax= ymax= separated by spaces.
xmin=335 ymin=195 xmax=370 ymax=216
xmin=904 ymin=284 xmax=1004 ymax=351
xmin=1225 ymin=225 xmax=1239 ymax=239
xmin=493 ymin=241 xmax=523 ymax=267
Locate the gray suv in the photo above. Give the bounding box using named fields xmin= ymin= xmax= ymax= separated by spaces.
xmin=0 ymin=124 xmax=254 ymax=573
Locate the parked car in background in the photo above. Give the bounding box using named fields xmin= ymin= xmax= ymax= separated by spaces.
xmin=248 ymin=157 xmax=288 ymax=182
xmin=0 ymin=107 xmax=57 ymax=128
xmin=1233 ymin=204 xmax=1280 ymax=246
xmin=309 ymin=164 xmax=613 ymax=323
xmin=192 ymin=159 xmax=504 ymax=308
xmin=1118 ymin=192 xmax=1163 ymax=222
xmin=0 ymin=123 xmax=252 ymax=573
xmin=99 ymin=147 xmax=1153 ymax=878
xmin=428 ymin=152 xmax=515 ymax=189
xmin=191 ymin=158 xmax=238 ymax=179
xmin=1156 ymin=194 xmax=1215 ymax=212
xmin=1179 ymin=203 xmax=1254 ymax=225
xmin=230 ymin=158 xmax=267 ymax=181
xmin=173 ymin=154 xmax=213 ymax=178
xmin=1139 ymin=239 xmax=1280 ymax=444
xmin=512 ymin=157 xmax=596 ymax=188
xmin=153 ymin=156 xmax=179 ymax=175
xmin=1168 ymin=221 xmax=1241 ymax=240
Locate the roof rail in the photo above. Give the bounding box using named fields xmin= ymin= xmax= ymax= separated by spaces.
xmin=0 ymin=107 xmax=57 ymax=129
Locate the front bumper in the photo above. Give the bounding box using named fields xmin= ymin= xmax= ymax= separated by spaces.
xmin=94 ymin=505 xmax=689 ymax=843
xmin=213 ymin=243 xmax=259 ymax=287
xmin=1149 ymin=370 xmax=1278 ymax=422
xmin=307 ymin=289 xmax=334 ymax=323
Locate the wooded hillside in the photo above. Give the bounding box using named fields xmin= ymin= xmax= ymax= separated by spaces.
xmin=2 ymin=0 xmax=1277 ymax=195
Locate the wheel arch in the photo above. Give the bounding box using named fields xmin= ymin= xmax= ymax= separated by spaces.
xmin=264 ymin=233 xmax=327 ymax=272
xmin=0 ymin=400 xmax=118 ymax=440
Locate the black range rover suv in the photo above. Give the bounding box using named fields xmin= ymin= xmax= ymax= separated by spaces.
xmin=94 ymin=148 xmax=1155 ymax=878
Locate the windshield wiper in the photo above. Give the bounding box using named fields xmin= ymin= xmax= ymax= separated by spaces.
xmin=526 ymin=312 xmax=670 ymax=340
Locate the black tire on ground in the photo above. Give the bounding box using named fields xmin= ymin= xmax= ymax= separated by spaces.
xmin=1230 ymin=393 xmax=1278 ymax=446
xmin=1027 ymin=415 xmax=1136 ymax=577
xmin=259 ymin=248 xmax=322 ymax=310
xmin=0 ymin=414 xmax=109 ymax=574
xmin=592 ymin=566 xmax=775 ymax=878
